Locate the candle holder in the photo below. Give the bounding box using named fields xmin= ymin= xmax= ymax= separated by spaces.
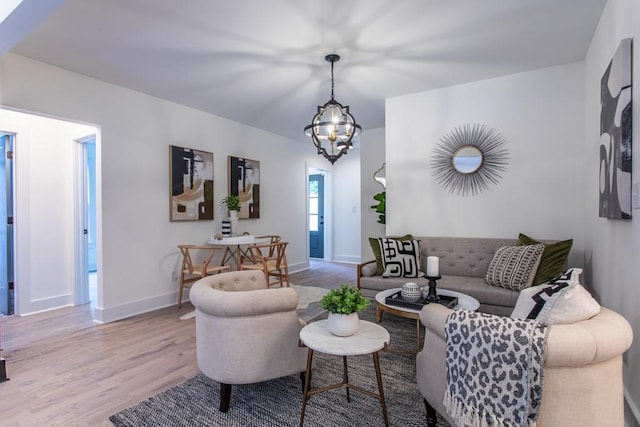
xmin=423 ymin=275 xmax=441 ymax=303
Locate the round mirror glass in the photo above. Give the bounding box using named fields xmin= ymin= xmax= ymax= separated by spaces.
xmin=452 ymin=146 xmax=483 ymax=174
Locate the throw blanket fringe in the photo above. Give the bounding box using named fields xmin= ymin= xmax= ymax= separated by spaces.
xmin=444 ymin=310 xmax=548 ymax=427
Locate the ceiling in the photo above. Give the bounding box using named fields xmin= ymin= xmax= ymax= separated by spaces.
xmin=9 ymin=0 xmax=607 ymax=142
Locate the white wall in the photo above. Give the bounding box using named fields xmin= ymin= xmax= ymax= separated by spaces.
xmin=360 ymin=127 xmax=386 ymax=261
xmin=332 ymin=147 xmax=361 ymax=263
xmin=584 ymin=0 xmax=639 ymax=421
xmin=0 ymin=53 xmax=334 ymax=322
xmin=386 ymin=63 xmax=586 ymax=267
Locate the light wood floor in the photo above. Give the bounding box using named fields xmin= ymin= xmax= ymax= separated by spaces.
xmin=0 ymin=260 xmax=356 ymax=427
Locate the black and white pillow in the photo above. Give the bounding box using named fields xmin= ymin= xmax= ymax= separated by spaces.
xmin=378 ymin=238 xmax=421 ymax=278
xmin=485 ymin=244 xmax=545 ymax=291
xmin=511 ymin=268 xmax=600 ymax=324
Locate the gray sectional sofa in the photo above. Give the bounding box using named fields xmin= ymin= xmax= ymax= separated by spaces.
xmin=357 ymin=236 xmax=562 ymax=316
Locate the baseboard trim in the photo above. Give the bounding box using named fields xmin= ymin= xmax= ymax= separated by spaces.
xmin=288 ymin=261 xmax=309 ymax=274
xmin=94 ymin=291 xmax=178 ymax=323
xmin=95 ymin=262 xmax=313 ymax=323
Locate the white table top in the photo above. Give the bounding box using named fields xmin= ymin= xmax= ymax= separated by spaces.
xmin=206 ymin=235 xmax=269 ymax=246
xmin=300 ymin=320 xmax=390 ymax=356
xmin=375 ymin=287 xmax=480 ymax=314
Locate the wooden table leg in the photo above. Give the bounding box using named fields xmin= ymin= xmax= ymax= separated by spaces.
xmin=299 ymin=348 xmax=314 ymax=427
xmin=372 ymin=351 xmax=389 ymax=427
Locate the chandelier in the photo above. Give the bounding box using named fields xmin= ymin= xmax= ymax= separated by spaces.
xmin=304 ymin=54 xmax=361 ymax=164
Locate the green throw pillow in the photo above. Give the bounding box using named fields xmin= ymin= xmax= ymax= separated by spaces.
xmin=517 ymin=233 xmax=573 ymax=285
xmin=369 ymin=234 xmax=414 ymax=275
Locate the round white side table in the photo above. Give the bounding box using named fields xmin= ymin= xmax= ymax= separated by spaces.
xmin=299 ymin=320 xmax=390 ymax=427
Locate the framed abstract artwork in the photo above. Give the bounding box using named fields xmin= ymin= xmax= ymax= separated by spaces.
xmin=228 ymin=156 xmax=260 ymax=219
xmin=169 ymin=145 xmax=214 ymax=221
xmin=599 ymin=38 xmax=633 ymax=219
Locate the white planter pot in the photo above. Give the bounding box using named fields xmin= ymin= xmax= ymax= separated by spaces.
xmin=229 ymin=210 xmax=239 ymax=234
xmin=327 ymin=312 xmax=360 ymax=337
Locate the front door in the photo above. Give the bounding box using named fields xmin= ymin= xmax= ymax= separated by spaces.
xmin=309 ymin=174 xmax=324 ymax=258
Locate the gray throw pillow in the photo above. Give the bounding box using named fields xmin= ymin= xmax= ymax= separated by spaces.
xmin=485 ymin=244 xmax=545 ymax=291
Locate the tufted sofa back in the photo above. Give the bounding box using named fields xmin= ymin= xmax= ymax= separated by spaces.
xmin=416 ymin=236 xmax=517 ymax=278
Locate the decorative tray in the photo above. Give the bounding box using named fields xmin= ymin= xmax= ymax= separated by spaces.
xmin=384 ymin=291 xmax=458 ymax=310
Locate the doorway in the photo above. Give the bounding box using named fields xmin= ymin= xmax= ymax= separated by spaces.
xmin=74 ymin=136 xmax=97 ymax=308
xmin=0 ymin=133 xmax=14 ymax=316
xmin=309 ymin=173 xmax=324 ymax=259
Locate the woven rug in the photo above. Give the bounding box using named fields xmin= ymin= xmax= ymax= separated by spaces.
xmin=179 ymin=284 xmax=329 ymax=320
xmin=111 ymin=306 xmax=451 ymax=426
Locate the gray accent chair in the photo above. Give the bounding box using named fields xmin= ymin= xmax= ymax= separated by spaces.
xmin=190 ymin=270 xmax=308 ymax=412
xmin=416 ymin=304 xmax=634 ymax=426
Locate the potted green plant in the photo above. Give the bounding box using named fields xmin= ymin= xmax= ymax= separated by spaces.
xmin=222 ymin=195 xmax=240 ymax=212
xmin=320 ymin=284 xmax=370 ymax=336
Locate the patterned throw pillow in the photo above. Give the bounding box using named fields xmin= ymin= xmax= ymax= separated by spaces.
xmin=484 ymin=244 xmax=545 ymax=290
xmin=378 ymin=238 xmax=422 ymax=278
xmin=369 ymin=234 xmax=414 ymax=275
xmin=510 ymin=268 xmax=600 ymax=324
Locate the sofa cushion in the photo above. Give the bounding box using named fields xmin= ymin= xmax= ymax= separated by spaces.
xmin=485 ymin=244 xmax=545 ymax=291
xmin=440 ymin=276 xmax=521 ymax=308
xmin=369 ymin=234 xmax=413 ymax=275
xmin=518 ymin=233 xmax=573 ymax=285
xmin=511 ymin=268 xmax=600 ymax=325
xmin=378 ymin=238 xmax=422 ymax=278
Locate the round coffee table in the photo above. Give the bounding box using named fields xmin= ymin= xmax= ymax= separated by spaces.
xmin=375 ymin=288 xmax=479 ymax=352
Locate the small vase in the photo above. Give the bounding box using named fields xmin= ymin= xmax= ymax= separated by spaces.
xmin=327 ymin=312 xmax=360 ymax=337
xmin=401 ymin=282 xmax=421 ymax=302
xmin=229 ymin=210 xmax=239 ymax=235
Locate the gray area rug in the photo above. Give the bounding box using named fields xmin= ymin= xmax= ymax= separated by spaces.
xmin=110 ymin=306 xmax=451 ymax=427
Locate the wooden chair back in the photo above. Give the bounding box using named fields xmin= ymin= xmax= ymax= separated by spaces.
xmin=177 ymin=245 xmax=230 ymax=308
xmin=241 ymin=241 xmax=289 ymax=287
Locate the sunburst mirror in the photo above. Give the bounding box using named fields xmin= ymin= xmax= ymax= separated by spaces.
xmin=431 ymin=123 xmax=509 ymax=196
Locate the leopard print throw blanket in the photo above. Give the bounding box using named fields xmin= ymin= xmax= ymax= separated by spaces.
xmin=444 ymin=310 xmax=549 ymax=427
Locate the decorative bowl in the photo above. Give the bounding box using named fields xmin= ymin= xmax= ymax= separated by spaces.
xmin=401 ymin=282 xmax=421 ymax=303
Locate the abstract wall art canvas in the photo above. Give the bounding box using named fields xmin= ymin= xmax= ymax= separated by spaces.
xmin=599 ymin=38 xmax=633 ymax=219
xmin=169 ymin=145 xmax=214 ymax=221
xmin=228 ymin=156 xmax=260 ymax=219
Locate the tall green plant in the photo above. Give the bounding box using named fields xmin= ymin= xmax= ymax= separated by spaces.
xmin=371 ymin=191 xmax=386 ymax=225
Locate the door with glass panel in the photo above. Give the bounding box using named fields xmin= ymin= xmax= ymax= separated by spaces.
xmin=308 ymin=174 xmax=324 ymax=258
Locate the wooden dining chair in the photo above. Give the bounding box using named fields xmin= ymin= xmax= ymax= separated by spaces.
xmin=239 ymin=241 xmax=290 ymax=287
xmin=256 ymin=235 xmax=282 ymax=259
xmin=177 ymin=245 xmax=231 ymax=308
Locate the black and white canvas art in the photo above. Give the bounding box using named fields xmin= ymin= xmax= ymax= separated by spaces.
xmin=228 ymin=156 xmax=260 ymax=219
xmin=169 ymin=145 xmax=214 ymax=221
xmin=599 ymin=38 xmax=633 ymax=219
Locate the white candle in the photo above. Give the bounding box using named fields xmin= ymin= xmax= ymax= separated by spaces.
xmin=426 ymin=256 xmax=439 ymax=277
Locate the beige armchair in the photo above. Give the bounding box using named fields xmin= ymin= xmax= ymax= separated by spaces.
xmin=417 ymin=304 xmax=633 ymax=427
xmin=189 ymin=270 xmax=308 ymax=412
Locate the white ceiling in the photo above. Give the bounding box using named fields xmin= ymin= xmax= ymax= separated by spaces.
xmin=9 ymin=0 xmax=606 ymax=142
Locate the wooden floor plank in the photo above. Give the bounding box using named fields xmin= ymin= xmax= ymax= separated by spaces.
xmin=0 ymin=260 xmax=355 ymax=426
